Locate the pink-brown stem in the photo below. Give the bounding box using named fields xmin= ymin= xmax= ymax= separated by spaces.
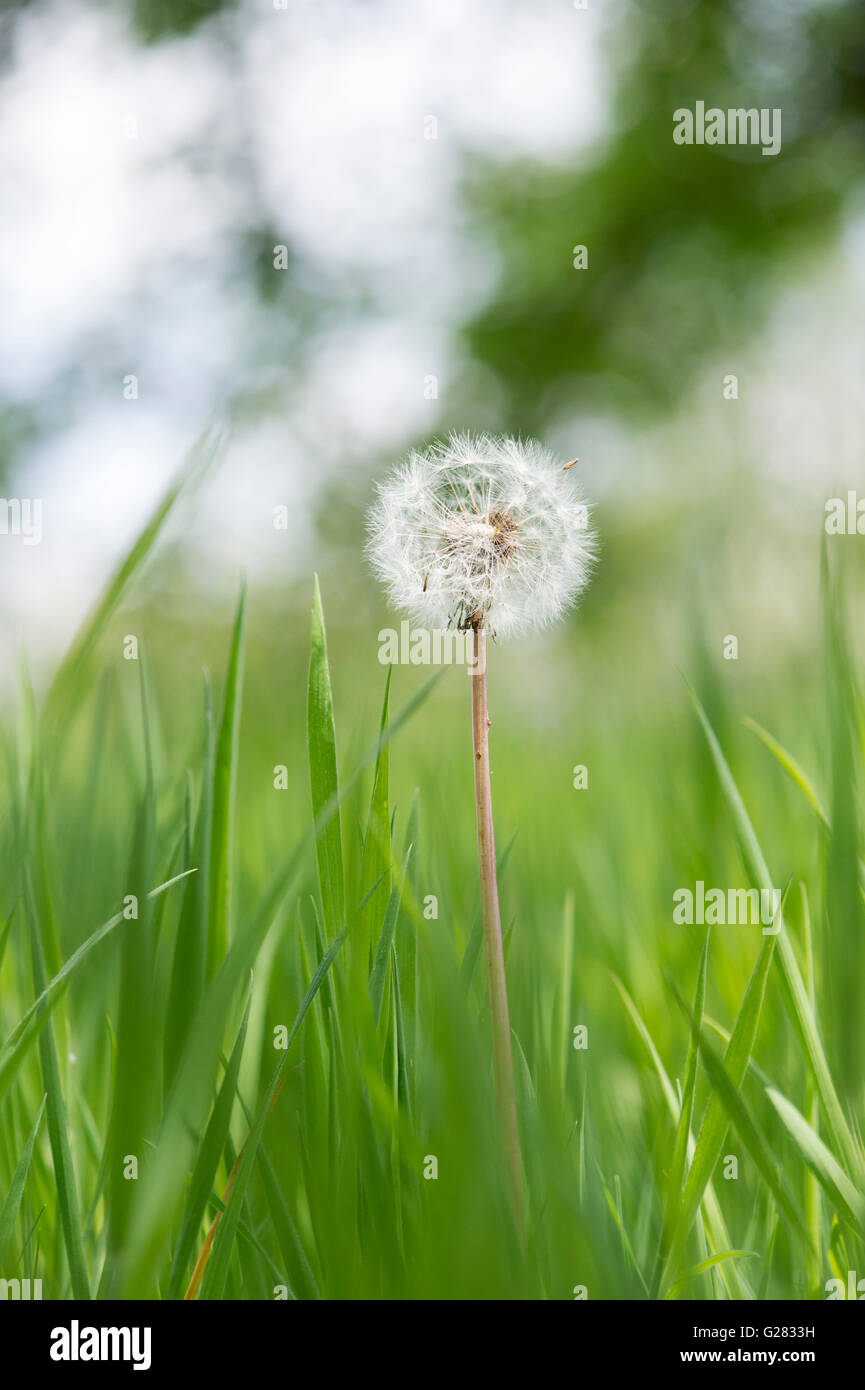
xmin=471 ymin=623 xmax=524 ymax=1238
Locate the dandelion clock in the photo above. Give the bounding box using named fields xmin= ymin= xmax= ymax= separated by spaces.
xmin=367 ymin=433 xmax=597 ymax=1232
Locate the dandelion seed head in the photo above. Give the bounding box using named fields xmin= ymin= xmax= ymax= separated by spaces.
xmin=366 ymin=432 xmax=597 ymax=638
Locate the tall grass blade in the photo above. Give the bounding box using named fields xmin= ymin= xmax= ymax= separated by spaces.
xmin=0 ymin=1095 xmax=46 ymax=1267
xmin=667 ymin=1250 xmax=758 ymax=1300
xmin=767 ymin=1088 xmax=865 ymax=1231
xmin=358 ymin=667 xmax=393 ymax=962
xmin=651 ymin=931 xmax=709 ymax=1296
xmin=741 ymin=716 xmax=830 ymax=828
xmin=196 ymin=926 xmax=351 ymax=1299
xmin=165 ymin=673 xmax=214 ymax=1088
xmin=658 ymin=900 xmax=778 ymax=1294
xmin=369 ymin=847 xmax=412 ymax=1024
xmin=165 ymin=987 xmax=252 ymax=1298
xmin=308 ymin=575 xmax=346 ymax=939
xmin=27 ymin=882 xmax=90 ymax=1300
xmin=686 ymin=678 xmax=862 ymax=1183
xmin=0 ymin=871 xmax=195 ymax=1102
xmin=207 ymin=582 xmax=246 ymax=978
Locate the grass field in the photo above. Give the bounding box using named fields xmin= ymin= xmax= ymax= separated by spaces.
xmin=1 ymin=442 xmax=864 ymax=1301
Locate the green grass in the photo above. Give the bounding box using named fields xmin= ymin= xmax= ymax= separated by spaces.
xmin=1 ymin=468 xmax=863 ymax=1301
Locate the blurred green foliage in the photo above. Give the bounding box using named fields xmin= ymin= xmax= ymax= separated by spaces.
xmin=132 ymin=0 xmax=233 ymax=43
xmin=463 ymin=0 xmax=865 ymax=429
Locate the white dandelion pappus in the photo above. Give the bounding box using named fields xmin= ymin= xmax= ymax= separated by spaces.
xmin=366 ymin=433 xmax=597 ymax=638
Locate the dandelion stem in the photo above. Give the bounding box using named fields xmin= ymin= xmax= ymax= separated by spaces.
xmin=471 ymin=623 xmax=524 ymax=1238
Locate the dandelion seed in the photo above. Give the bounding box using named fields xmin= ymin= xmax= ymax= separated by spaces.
xmin=367 ymin=433 xmax=598 ymax=1242
xmin=365 ymin=432 xmax=596 ymax=640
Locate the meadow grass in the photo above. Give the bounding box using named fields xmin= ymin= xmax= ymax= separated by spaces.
xmin=1 ymin=451 xmax=863 ymax=1300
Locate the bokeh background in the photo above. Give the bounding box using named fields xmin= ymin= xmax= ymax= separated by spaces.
xmin=2 ymin=0 xmax=864 ymax=669
xmin=1 ymin=0 xmax=864 ymax=1300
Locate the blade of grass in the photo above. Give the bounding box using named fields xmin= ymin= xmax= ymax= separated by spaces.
xmin=195 ymin=924 xmax=352 ymax=1299
xmin=247 ymin=670 xmax=443 ymax=989
xmin=612 ymin=973 xmax=751 ymax=1300
xmin=650 ymin=931 xmax=709 ymax=1297
xmin=184 ymin=872 xmax=387 ymax=1299
xmin=556 ymin=891 xmax=575 ymax=1095
xmin=123 ymin=679 xmax=440 ymax=1293
xmin=165 ymin=986 xmax=252 ymax=1298
xmin=820 ymin=547 xmax=865 ymax=1105
xmin=0 ymin=905 xmax=17 ymax=975
xmin=183 ymin=1086 xmax=285 ymax=1302
xmin=257 ymin=1144 xmax=321 ymax=1301
xmin=800 ymin=882 xmax=823 ymax=1294
xmin=685 ymin=677 xmax=862 ymax=1183
xmin=741 ymin=716 xmax=829 ymax=828
xmin=104 ymin=695 xmax=159 ymax=1292
xmin=596 ymin=1161 xmax=650 ymax=1296
xmin=0 ymin=1095 xmax=46 ymax=1267
xmin=27 ymin=879 xmax=89 ymax=1300
xmin=658 ymin=896 xmax=780 ymax=1295
xmin=667 ymin=966 xmax=809 ymax=1245
xmin=165 ymin=673 xmax=214 ymax=1089
xmin=369 ymin=847 xmax=412 ymax=1024
xmin=667 ymin=1250 xmax=759 ymax=1300
xmin=766 ymin=1088 xmax=865 ymax=1231
xmin=207 ymin=582 xmax=246 ymax=979
xmin=398 ymin=788 xmax=420 ymax=1089
xmin=0 ymin=870 xmax=195 ymax=1102
xmin=308 ymin=574 xmax=345 ymax=939
xmin=358 ymin=666 xmax=392 ymax=963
